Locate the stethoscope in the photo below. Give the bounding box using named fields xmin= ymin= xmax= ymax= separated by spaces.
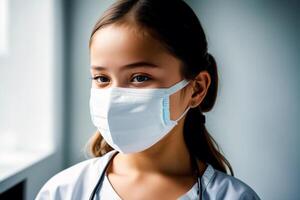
xmin=89 ymin=151 xmax=203 ymax=200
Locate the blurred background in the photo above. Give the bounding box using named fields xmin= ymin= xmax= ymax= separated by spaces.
xmin=0 ymin=0 xmax=299 ymax=199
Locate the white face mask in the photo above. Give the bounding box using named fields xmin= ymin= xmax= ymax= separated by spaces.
xmin=89 ymin=79 xmax=191 ymax=154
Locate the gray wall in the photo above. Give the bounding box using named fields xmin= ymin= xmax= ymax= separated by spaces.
xmin=65 ymin=0 xmax=300 ymax=199
xmin=186 ymin=0 xmax=300 ymax=199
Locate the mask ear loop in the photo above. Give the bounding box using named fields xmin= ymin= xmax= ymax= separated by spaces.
xmin=165 ymin=79 xmax=190 ymax=95
xmin=171 ymin=80 xmax=192 ymax=123
xmin=163 ymin=80 xmax=191 ymax=125
xmin=174 ymin=105 xmax=191 ymax=123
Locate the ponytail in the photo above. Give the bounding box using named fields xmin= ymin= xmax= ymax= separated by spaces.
xmin=184 ymin=54 xmax=234 ymax=176
xmin=184 ymin=109 xmax=234 ymax=176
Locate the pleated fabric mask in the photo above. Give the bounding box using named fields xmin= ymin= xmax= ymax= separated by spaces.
xmin=89 ymin=79 xmax=190 ymax=153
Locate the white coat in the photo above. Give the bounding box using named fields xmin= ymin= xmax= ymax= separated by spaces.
xmin=35 ymin=150 xmax=261 ymax=200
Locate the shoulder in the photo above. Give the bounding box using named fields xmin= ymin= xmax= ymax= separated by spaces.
xmin=204 ymin=164 xmax=261 ymax=200
xmin=35 ymin=150 xmax=117 ymax=200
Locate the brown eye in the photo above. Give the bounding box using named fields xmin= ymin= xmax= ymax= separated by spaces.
xmin=131 ymin=75 xmax=151 ymax=83
xmin=93 ymin=76 xmax=110 ymax=84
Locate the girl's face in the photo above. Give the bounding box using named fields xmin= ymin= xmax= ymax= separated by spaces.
xmin=90 ymin=24 xmax=193 ymax=120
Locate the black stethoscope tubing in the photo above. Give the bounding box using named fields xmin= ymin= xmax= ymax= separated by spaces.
xmin=89 ymin=151 xmax=202 ymax=200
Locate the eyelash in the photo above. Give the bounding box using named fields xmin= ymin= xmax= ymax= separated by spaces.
xmin=91 ymin=74 xmax=152 ymax=84
xmin=131 ymin=75 xmax=152 ymax=82
xmin=91 ymin=76 xmax=109 ymax=83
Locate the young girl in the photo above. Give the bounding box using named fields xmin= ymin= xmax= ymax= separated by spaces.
xmin=36 ymin=0 xmax=261 ymax=199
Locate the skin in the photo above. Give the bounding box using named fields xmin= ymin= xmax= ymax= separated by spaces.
xmin=90 ymin=23 xmax=211 ymax=200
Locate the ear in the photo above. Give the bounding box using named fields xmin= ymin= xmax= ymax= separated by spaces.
xmin=190 ymin=70 xmax=211 ymax=108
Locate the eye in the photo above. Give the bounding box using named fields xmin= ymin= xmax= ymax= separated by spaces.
xmin=92 ymin=75 xmax=110 ymax=84
xmin=131 ymin=75 xmax=151 ymax=83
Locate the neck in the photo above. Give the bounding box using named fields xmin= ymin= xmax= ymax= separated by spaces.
xmin=111 ymin=119 xmax=195 ymax=177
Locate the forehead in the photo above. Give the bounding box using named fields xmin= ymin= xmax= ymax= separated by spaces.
xmin=89 ymin=24 xmax=181 ymax=69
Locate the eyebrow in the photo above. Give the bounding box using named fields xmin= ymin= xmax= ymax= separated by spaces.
xmin=91 ymin=61 xmax=159 ymax=70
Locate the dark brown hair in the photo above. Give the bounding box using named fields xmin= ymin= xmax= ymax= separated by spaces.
xmin=88 ymin=0 xmax=234 ymax=176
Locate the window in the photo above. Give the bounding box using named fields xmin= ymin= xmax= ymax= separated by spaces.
xmin=0 ymin=0 xmax=56 ymax=180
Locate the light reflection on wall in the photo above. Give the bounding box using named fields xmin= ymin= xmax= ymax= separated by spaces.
xmin=0 ymin=0 xmax=8 ymax=55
